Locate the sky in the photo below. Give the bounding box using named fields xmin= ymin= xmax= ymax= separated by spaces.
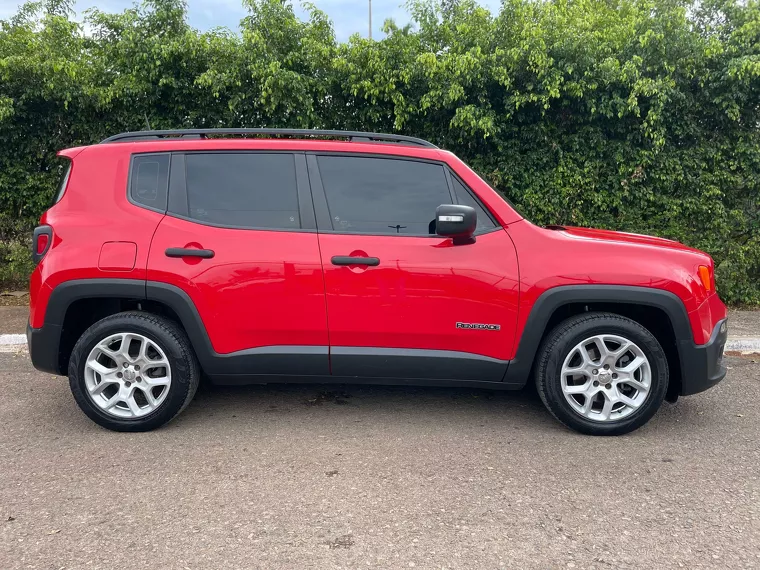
xmin=0 ymin=0 xmax=503 ymax=42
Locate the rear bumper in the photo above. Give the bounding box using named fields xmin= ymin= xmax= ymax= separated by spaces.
xmin=27 ymin=321 xmax=62 ymax=375
xmin=678 ymin=318 xmax=728 ymax=396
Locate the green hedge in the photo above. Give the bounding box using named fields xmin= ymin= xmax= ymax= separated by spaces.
xmin=1 ymin=0 xmax=758 ymax=303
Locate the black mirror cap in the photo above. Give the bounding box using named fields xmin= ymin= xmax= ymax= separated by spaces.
xmin=435 ymin=204 xmax=477 ymax=244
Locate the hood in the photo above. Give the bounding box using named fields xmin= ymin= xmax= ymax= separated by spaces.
xmin=545 ymin=225 xmax=701 ymax=254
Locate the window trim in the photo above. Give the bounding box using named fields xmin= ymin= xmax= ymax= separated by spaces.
xmin=127 ymin=152 xmax=171 ymax=215
xmin=164 ymin=150 xmax=317 ymax=232
xmin=308 ymin=151 xmax=501 ymax=238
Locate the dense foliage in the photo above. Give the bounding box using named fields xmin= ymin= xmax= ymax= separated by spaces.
xmin=0 ymin=0 xmax=758 ymax=303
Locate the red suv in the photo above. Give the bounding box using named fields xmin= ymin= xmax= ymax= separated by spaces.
xmin=27 ymin=129 xmax=728 ymax=435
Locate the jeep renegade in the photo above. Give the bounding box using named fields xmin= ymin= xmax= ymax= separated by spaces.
xmin=27 ymin=129 xmax=728 ymax=435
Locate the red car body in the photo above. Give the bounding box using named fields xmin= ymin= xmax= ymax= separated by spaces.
xmin=28 ymin=132 xmax=728 ymax=402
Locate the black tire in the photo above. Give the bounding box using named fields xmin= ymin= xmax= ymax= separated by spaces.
xmin=68 ymin=311 xmax=200 ymax=432
xmin=535 ymin=312 xmax=668 ymax=436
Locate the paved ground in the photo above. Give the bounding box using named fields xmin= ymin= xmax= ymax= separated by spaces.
xmin=728 ymin=308 xmax=760 ymax=338
xmin=1 ymin=307 xmax=28 ymax=335
xmin=1 ymin=350 xmax=758 ymax=569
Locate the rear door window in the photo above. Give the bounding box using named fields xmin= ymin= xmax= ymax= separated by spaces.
xmin=182 ymin=153 xmax=300 ymax=229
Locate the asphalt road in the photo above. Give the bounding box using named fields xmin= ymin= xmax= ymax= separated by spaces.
xmin=1 ymin=351 xmax=758 ymax=569
xmin=0 ymin=307 xmax=28 ymax=335
xmin=728 ymin=308 xmax=760 ymax=339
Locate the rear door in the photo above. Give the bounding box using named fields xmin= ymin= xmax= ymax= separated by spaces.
xmin=308 ymin=153 xmax=520 ymax=382
xmin=146 ymin=151 xmax=329 ymax=375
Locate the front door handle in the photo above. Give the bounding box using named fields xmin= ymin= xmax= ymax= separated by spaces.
xmin=331 ymin=256 xmax=380 ymax=267
xmin=165 ymin=247 xmax=215 ymax=259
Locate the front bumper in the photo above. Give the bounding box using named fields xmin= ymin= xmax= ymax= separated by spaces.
xmin=27 ymin=321 xmax=62 ymax=375
xmin=678 ymin=318 xmax=728 ymax=396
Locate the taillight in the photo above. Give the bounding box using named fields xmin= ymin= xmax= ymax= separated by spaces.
xmin=698 ymin=265 xmax=714 ymax=292
xmin=32 ymin=225 xmax=52 ymax=264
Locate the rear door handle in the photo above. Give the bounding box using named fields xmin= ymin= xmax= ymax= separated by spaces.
xmin=165 ymin=247 xmax=215 ymax=259
xmin=331 ymin=256 xmax=380 ymax=266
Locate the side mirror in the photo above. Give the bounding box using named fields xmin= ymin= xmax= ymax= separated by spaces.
xmin=435 ymin=204 xmax=477 ymax=244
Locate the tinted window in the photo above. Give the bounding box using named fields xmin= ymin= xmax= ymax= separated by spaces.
xmin=130 ymin=154 xmax=170 ymax=211
xmin=317 ymin=156 xmax=450 ymax=235
xmin=51 ymin=158 xmax=72 ymax=206
xmin=184 ymin=153 xmax=300 ymax=229
xmin=451 ymin=176 xmax=496 ymax=232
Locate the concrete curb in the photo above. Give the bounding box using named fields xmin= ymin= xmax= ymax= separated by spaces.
xmin=0 ymin=334 xmax=26 ymax=345
xmin=724 ymin=338 xmax=760 ymax=355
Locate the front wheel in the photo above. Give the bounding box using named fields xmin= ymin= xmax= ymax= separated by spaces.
xmin=68 ymin=312 xmax=200 ymax=432
xmin=535 ymin=312 xmax=669 ymax=436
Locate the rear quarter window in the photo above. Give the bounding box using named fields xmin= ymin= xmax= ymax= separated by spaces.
xmin=51 ymin=158 xmax=72 ymax=206
xmin=130 ymin=154 xmax=170 ymax=212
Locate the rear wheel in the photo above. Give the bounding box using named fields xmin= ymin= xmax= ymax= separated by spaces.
xmin=68 ymin=312 xmax=200 ymax=432
xmin=535 ymin=312 xmax=668 ymax=436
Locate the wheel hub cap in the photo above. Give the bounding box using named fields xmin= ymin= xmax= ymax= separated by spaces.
xmin=597 ymin=370 xmax=612 ymax=384
xmin=560 ymin=334 xmax=652 ymax=422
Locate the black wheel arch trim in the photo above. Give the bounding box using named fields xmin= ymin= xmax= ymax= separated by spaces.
xmin=28 ymin=279 xmax=147 ymax=375
xmin=43 ymin=278 xmax=147 ymax=327
xmin=502 ymin=285 xmax=713 ymax=397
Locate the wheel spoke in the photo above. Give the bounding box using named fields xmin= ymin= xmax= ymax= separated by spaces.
xmin=142 ymin=375 xmax=170 ymax=387
xmin=87 ymin=359 xmax=116 ymax=377
xmin=581 ymin=394 xmax=596 ymax=415
xmin=579 ymin=343 xmax=597 ymax=366
xmin=618 ymin=355 xmax=646 ymax=374
xmin=143 ymin=358 xmax=170 ymax=374
xmin=89 ymin=378 xmax=116 ymax=396
xmin=119 ymin=334 xmax=139 ymax=362
xmin=102 ymin=394 xmax=121 ymax=411
xmin=620 ymin=377 xmax=648 ymax=392
xmin=589 ymin=336 xmax=610 ymax=362
xmin=95 ymin=342 xmax=120 ymax=362
xmin=610 ymin=339 xmax=632 ymax=360
xmin=125 ymin=395 xmax=142 ymax=416
xmin=138 ymin=338 xmax=151 ymax=361
xmin=618 ymin=393 xmax=640 ymax=409
xmin=599 ymin=394 xmax=615 ymax=420
xmin=564 ymin=346 xmax=590 ymax=372
xmin=564 ymin=382 xmax=591 ymax=395
xmin=141 ymin=386 xmax=158 ymax=407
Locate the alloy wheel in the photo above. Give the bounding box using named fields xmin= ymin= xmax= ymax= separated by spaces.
xmin=560 ymin=334 xmax=651 ymax=422
xmin=83 ymin=332 xmax=172 ymax=419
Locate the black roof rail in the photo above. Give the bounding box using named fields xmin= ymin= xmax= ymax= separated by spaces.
xmin=100 ymin=128 xmax=438 ymax=148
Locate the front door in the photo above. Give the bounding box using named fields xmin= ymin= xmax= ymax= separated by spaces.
xmin=307 ymin=153 xmax=519 ymax=382
xmin=146 ymin=151 xmax=329 ymax=375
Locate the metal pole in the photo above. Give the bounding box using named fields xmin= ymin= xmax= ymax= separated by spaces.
xmin=369 ymin=0 xmax=372 ymax=39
